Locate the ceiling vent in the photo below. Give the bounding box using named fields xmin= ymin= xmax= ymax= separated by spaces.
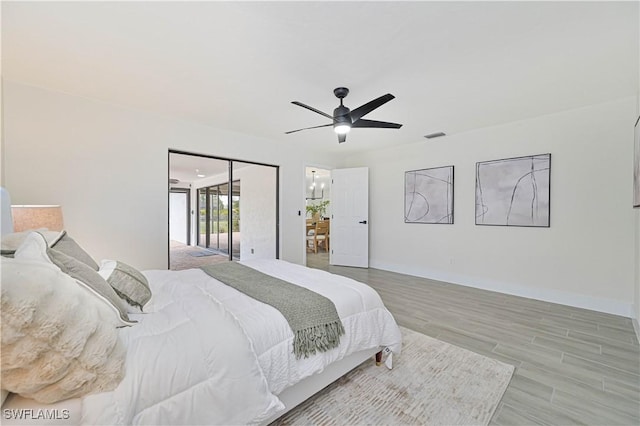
xmin=424 ymin=132 xmax=446 ymax=139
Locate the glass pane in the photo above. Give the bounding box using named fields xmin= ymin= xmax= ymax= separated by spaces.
xmin=208 ymin=187 xmax=218 ymax=250
xmin=218 ymin=183 xmax=229 ymax=254
xmin=198 ymin=188 xmax=207 ymax=247
xmin=231 ymin=180 xmax=240 ymax=259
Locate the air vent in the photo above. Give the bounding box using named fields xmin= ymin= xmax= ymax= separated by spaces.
xmin=424 ymin=132 xmax=446 ymax=139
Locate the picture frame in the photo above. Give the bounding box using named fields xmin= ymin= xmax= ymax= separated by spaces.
xmin=475 ymin=153 xmax=551 ymax=227
xmin=404 ymin=165 xmax=454 ymax=224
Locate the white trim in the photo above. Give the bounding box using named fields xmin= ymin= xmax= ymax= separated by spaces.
xmin=370 ymin=260 xmax=633 ymax=318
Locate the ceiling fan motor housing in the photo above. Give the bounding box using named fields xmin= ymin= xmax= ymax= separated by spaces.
xmin=334 ymin=105 xmax=351 ymax=124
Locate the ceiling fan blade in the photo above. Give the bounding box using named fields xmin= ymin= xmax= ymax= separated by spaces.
xmin=352 ymin=119 xmax=403 ymax=129
xmin=291 ymin=101 xmax=334 ymax=120
xmin=338 ymin=133 xmax=347 ymax=143
xmin=285 ymin=123 xmax=333 ymax=134
xmin=349 ymin=94 xmax=395 ymax=122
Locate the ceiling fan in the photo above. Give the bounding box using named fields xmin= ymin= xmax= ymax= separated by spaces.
xmin=286 ymin=87 xmax=402 ymax=143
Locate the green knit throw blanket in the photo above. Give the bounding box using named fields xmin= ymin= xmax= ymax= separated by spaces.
xmin=201 ymin=262 xmax=345 ymax=359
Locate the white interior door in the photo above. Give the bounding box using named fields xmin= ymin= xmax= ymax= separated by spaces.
xmin=169 ymin=191 xmax=188 ymax=244
xmin=330 ymin=167 xmax=369 ymax=268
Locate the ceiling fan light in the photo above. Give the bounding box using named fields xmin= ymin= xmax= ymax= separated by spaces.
xmin=334 ymin=124 xmax=351 ymax=135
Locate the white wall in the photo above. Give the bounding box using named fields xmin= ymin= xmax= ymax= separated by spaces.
xmin=344 ymin=97 xmax=637 ymax=316
xmin=2 ymin=81 xmax=337 ymax=269
xmin=4 ymin=80 xmax=637 ymax=318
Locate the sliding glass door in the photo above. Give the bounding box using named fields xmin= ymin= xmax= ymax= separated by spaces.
xmin=198 ymin=181 xmax=240 ymax=259
xmin=169 ymin=150 xmax=278 ymax=265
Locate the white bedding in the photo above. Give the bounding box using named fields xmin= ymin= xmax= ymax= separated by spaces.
xmin=4 ymin=259 xmax=402 ymax=425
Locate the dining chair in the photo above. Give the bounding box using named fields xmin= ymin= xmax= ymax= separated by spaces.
xmin=307 ymin=220 xmax=329 ymax=253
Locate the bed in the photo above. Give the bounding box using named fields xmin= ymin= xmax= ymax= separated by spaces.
xmin=1 ymin=191 xmax=402 ymax=425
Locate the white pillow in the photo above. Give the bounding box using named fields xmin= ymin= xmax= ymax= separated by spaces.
xmin=1 ymin=256 xmax=126 ymax=403
xmin=2 ymin=230 xmax=100 ymax=270
xmin=1 ymin=229 xmax=63 ymax=255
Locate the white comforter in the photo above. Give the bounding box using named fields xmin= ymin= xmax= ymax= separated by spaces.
xmin=6 ymin=260 xmax=402 ymax=425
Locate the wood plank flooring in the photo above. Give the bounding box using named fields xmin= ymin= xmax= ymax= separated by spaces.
xmin=308 ymin=254 xmax=640 ymax=425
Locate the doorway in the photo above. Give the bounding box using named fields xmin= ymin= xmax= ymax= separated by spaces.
xmin=169 ymin=188 xmax=190 ymax=245
xmin=305 ymin=166 xmax=331 ymax=270
xmin=169 ymin=151 xmax=279 ymax=270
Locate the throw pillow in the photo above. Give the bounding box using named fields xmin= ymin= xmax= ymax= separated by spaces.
xmin=99 ymin=260 xmax=152 ymax=313
xmin=50 ymin=231 xmax=100 ymax=270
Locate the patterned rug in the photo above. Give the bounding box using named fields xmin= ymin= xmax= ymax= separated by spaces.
xmin=273 ymin=327 xmax=514 ymax=425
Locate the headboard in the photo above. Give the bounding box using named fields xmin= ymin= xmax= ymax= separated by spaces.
xmin=1 ymin=187 xmax=13 ymax=235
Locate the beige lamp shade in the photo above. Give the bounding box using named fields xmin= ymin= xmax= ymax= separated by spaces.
xmin=11 ymin=205 xmax=64 ymax=232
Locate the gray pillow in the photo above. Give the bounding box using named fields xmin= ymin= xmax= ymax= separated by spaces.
xmin=51 ymin=231 xmax=100 ymax=270
xmin=46 ymin=249 xmax=135 ymax=325
xmin=99 ymin=260 xmax=152 ymax=312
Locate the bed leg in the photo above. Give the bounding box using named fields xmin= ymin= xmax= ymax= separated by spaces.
xmin=375 ymin=351 xmax=382 ymax=366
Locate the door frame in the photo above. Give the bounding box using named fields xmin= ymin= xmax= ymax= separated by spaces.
xmin=168 ymin=149 xmax=280 ymax=268
xmin=330 ymin=167 xmax=369 ymax=268
xmin=302 ymin=163 xmax=333 ymax=266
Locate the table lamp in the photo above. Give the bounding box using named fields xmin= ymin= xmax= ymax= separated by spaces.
xmin=11 ymin=205 xmax=64 ymax=232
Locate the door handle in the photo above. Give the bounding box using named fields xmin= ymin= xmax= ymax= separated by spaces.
xmin=359 ymin=220 xmax=368 ymax=224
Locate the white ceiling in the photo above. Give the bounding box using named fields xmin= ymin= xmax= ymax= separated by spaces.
xmin=169 ymin=153 xmax=228 ymax=183
xmin=169 ymin=152 xmax=259 ymax=183
xmin=3 ymin=1 xmax=638 ymax=154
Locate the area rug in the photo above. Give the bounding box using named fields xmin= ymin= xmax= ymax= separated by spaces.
xmin=273 ymin=327 xmax=514 ymax=426
xmin=187 ymin=250 xmax=218 ymax=257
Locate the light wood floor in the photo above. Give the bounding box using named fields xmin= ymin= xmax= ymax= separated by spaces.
xmin=309 ymin=257 xmax=640 ymax=425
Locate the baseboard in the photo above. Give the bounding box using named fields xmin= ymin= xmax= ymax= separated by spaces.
xmin=370 ymin=260 xmax=633 ymax=318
